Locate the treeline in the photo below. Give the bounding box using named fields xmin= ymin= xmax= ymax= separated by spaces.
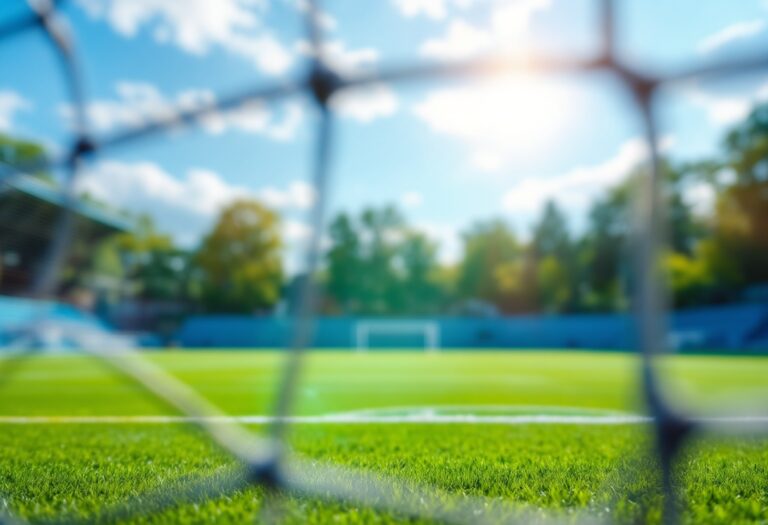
xmin=7 ymin=99 xmax=767 ymax=316
xmin=315 ymin=104 xmax=768 ymax=315
xmin=89 ymin=200 xmax=284 ymax=314
xmin=92 ymin=101 xmax=768 ymax=315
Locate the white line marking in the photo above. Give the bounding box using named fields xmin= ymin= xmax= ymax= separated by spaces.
xmin=0 ymin=414 xmax=653 ymax=424
xmin=323 ymin=404 xmax=631 ymax=417
xmin=0 ymin=414 xmax=766 ymax=425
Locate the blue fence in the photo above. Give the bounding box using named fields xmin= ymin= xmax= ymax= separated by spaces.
xmin=2 ymin=295 xmax=766 ymax=351
xmin=177 ymin=303 xmax=768 ymax=351
xmin=0 ymin=295 xmax=107 ymax=347
xmin=0 ymin=295 xmax=97 ymax=327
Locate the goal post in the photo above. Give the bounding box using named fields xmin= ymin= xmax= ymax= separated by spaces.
xmin=354 ymin=321 xmax=440 ymax=352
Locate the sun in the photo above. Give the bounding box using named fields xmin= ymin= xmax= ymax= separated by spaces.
xmin=414 ymin=73 xmax=574 ymax=171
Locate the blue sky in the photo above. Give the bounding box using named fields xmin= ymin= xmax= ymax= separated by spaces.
xmin=3 ymin=0 xmax=768 ymax=271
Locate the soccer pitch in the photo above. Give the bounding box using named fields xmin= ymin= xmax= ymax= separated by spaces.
xmin=0 ymin=351 xmax=766 ymax=524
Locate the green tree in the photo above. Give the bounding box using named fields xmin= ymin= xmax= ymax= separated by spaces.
xmin=196 ymin=199 xmax=283 ymax=313
xmin=325 ymin=206 xmax=405 ymax=314
xmin=457 ymin=219 xmax=533 ymax=313
xmin=659 ymin=102 xmax=768 ymax=305
xmin=119 ymin=216 xmax=189 ymax=300
xmin=531 ymin=201 xmax=571 ymax=260
xmin=397 ymin=231 xmax=444 ymax=314
xmin=575 ymin=160 xmax=704 ymax=311
xmin=531 ymin=201 xmax=575 ymax=312
xmin=325 ymin=206 xmax=445 ymax=315
xmin=713 ymin=103 xmax=768 ymax=287
xmin=325 ymin=213 xmax=363 ymax=313
xmin=579 ymin=181 xmax=632 ymax=311
xmin=358 ymin=206 xmax=407 ymax=314
xmin=536 ymin=255 xmax=571 ymax=313
xmin=664 ymin=251 xmax=716 ymax=307
xmin=89 ymin=215 xmax=194 ymax=302
xmin=0 ymin=134 xmax=49 ymax=179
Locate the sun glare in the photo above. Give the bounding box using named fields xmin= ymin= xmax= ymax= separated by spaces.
xmin=415 ymin=74 xmax=573 ymax=171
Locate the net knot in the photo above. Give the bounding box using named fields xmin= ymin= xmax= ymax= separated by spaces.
xmin=70 ymin=136 xmax=96 ymax=160
xmin=308 ymin=63 xmax=344 ymax=108
xmin=246 ymin=459 xmax=284 ymax=490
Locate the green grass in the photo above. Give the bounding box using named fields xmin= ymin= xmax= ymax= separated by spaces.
xmin=0 ymin=350 xmax=766 ymax=524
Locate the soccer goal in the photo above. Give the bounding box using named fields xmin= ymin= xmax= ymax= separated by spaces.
xmin=354 ymin=321 xmax=440 ymax=352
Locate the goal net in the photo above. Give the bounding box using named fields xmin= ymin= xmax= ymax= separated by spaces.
xmin=354 ymin=321 xmax=440 ymax=351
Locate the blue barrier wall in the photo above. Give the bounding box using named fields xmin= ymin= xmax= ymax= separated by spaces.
xmin=3 ymin=295 xmax=765 ymax=351
xmin=0 ymin=295 xmax=106 ymax=347
xmin=176 ymin=303 xmax=768 ymax=351
xmin=0 ymin=296 xmax=97 ymax=327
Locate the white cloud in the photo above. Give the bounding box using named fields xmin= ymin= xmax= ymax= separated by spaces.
xmin=75 ymin=0 xmax=293 ymax=75
xmin=293 ymin=0 xmax=337 ymax=31
xmin=259 ymin=180 xmax=315 ymax=210
xmin=60 ymin=82 xmax=176 ymax=131
xmin=284 ymin=219 xmax=312 ymax=241
xmin=686 ymin=81 xmax=768 ymax=125
xmin=470 ymin=150 xmax=504 ymax=172
xmin=501 ymin=137 xmax=671 ymax=216
xmin=393 ymin=0 xmax=448 ymax=20
xmin=61 ymin=81 xmax=304 ymax=140
xmin=400 ymin=190 xmax=423 ymax=209
xmin=331 ymin=84 xmax=399 ymax=123
xmin=688 ymin=91 xmax=750 ymax=125
xmin=201 ymin=98 xmax=304 ymax=140
xmin=77 ymin=160 xmax=313 ymax=245
xmin=413 ymin=74 xmax=572 ymax=172
xmin=420 ymin=0 xmax=551 ymax=60
xmin=421 ymin=19 xmax=493 ymax=60
xmin=697 ymin=20 xmax=765 ymax=55
xmin=295 ymin=39 xmax=379 ymax=75
xmin=78 ymin=161 xmax=248 ymax=218
xmin=392 ymin=0 xmax=475 ymax=20
xmin=0 ymin=91 xmax=30 ymax=131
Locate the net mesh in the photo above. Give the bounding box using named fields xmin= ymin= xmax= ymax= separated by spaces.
xmin=1 ymin=0 xmax=767 ymax=523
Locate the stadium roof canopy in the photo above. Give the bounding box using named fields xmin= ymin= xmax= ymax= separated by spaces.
xmin=0 ymin=174 xmax=132 ymax=294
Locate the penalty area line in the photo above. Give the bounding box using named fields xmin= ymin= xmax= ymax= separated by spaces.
xmin=0 ymin=414 xmax=766 ymax=425
xmin=0 ymin=414 xmax=654 ymax=425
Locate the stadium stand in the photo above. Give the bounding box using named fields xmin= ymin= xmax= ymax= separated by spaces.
xmin=0 ymin=173 xmax=134 ymax=349
xmin=0 ymin=174 xmax=130 ymax=294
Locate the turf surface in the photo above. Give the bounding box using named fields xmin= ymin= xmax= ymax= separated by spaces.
xmin=0 ymin=350 xmax=766 ymax=524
